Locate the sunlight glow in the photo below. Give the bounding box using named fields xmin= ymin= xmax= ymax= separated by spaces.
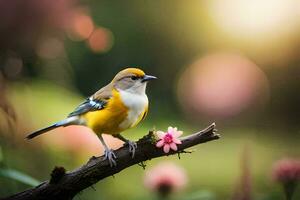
xmin=207 ymin=0 xmax=297 ymax=36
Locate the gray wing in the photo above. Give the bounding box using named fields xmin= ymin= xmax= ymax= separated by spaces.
xmin=68 ymin=97 xmax=107 ymax=117
xmin=68 ymin=83 xmax=113 ymax=117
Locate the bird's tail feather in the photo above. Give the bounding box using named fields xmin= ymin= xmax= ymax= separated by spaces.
xmin=26 ymin=116 xmax=81 ymax=139
xmin=26 ymin=124 xmax=59 ymax=139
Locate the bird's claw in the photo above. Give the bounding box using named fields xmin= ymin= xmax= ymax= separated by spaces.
xmin=103 ymin=149 xmax=117 ymax=167
xmin=125 ymin=141 xmax=137 ymax=158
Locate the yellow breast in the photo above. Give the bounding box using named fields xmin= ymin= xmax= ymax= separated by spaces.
xmin=83 ymin=89 xmax=148 ymax=135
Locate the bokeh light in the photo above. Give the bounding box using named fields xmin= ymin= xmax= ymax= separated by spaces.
xmin=87 ymin=27 xmax=114 ymax=53
xmin=36 ymin=38 xmax=65 ymax=59
xmin=67 ymin=10 xmax=94 ymax=41
xmin=177 ymin=53 xmax=270 ymax=119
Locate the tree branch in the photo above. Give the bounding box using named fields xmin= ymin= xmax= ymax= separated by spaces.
xmin=3 ymin=123 xmax=220 ymax=200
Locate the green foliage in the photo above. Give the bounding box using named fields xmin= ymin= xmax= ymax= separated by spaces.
xmin=0 ymin=168 xmax=40 ymax=187
xmin=0 ymin=145 xmax=39 ymax=187
xmin=0 ymin=146 xmax=2 ymax=162
xmin=181 ymin=190 xmax=216 ymax=200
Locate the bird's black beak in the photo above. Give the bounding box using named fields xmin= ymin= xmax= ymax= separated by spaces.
xmin=142 ymin=75 xmax=157 ymax=82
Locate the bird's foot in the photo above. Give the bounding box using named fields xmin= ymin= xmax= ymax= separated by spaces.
xmin=125 ymin=140 xmax=137 ymax=158
xmin=103 ymin=149 xmax=117 ymax=167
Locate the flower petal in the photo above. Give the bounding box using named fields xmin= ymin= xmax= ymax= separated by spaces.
xmin=168 ymin=127 xmax=174 ymax=134
xmin=156 ymin=131 xmax=166 ymax=139
xmin=174 ymin=131 xmax=183 ymax=137
xmin=173 ymin=138 xmax=182 ymax=144
xmin=163 ymin=144 xmax=170 ymax=153
xmin=170 ymin=142 xmax=178 ymax=151
xmin=156 ymin=140 xmax=165 ymax=148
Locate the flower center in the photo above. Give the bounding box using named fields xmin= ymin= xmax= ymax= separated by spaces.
xmin=164 ymin=133 xmax=173 ymax=143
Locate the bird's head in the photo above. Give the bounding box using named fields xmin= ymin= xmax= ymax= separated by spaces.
xmin=112 ymin=68 xmax=157 ymax=94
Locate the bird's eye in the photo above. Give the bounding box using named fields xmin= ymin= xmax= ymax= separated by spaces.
xmin=131 ymin=76 xmax=138 ymax=80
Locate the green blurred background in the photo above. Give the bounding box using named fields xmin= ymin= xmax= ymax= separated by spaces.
xmin=0 ymin=0 xmax=300 ymax=199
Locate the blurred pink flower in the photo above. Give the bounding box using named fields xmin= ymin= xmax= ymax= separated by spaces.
xmin=272 ymin=158 xmax=300 ymax=183
xmin=272 ymin=158 xmax=300 ymax=200
xmin=144 ymin=162 xmax=187 ymax=197
xmin=156 ymin=127 xmax=182 ymax=153
xmin=177 ymin=53 xmax=270 ymax=119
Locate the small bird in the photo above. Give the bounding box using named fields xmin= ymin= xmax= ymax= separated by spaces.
xmin=26 ymin=68 xmax=157 ymax=166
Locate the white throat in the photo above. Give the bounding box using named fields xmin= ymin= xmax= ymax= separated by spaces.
xmin=124 ymin=82 xmax=147 ymax=95
xmin=119 ymin=89 xmax=148 ymax=129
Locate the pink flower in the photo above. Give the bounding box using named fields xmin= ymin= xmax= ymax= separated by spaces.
xmin=144 ymin=162 xmax=188 ymax=197
xmin=272 ymin=159 xmax=300 ymax=183
xmin=156 ymin=127 xmax=183 ymax=153
xmin=272 ymin=158 xmax=300 ymax=200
